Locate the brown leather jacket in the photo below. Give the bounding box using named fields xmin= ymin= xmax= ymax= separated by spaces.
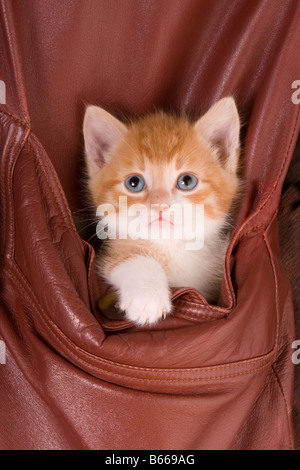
xmin=0 ymin=0 xmax=299 ymax=450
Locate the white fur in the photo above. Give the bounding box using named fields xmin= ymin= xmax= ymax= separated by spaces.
xmin=166 ymin=232 xmax=227 ymax=300
xmin=109 ymin=256 xmax=172 ymax=325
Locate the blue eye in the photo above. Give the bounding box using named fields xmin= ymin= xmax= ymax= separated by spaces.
xmin=125 ymin=174 xmax=146 ymax=192
xmin=177 ymin=173 xmax=198 ymax=191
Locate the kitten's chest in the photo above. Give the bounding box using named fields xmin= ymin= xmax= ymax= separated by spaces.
xmin=152 ymin=236 xmax=227 ymax=298
xmin=154 ymin=240 xmax=212 ymax=290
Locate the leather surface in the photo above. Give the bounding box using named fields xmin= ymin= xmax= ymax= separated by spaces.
xmin=279 ymin=136 xmax=300 ymax=449
xmin=0 ymin=0 xmax=299 ymax=449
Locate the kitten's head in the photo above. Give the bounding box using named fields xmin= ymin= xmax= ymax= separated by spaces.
xmin=83 ymin=98 xmax=240 ymax=246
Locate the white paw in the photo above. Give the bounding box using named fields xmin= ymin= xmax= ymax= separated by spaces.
xmin=119 ymin=282 xmax=171 ymax=325
xmin=108 ymin=255 xmax=172 ymax=325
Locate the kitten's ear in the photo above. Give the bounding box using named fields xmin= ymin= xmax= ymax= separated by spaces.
xmin=194 ymin=97 xmax=240 ymax=173
xmin=83 ymin=105 xmax=127 ymax=175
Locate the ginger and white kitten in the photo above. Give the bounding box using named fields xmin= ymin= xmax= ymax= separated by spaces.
xmin=83 ymin=97 xmax=240 ymax=325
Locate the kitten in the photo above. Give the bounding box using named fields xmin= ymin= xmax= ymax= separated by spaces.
xmin=83 ymin=97 xmax=240 ymax=325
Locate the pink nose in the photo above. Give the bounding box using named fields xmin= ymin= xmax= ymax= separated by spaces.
xmin=150 ymin=189 xmax=170 ymax=210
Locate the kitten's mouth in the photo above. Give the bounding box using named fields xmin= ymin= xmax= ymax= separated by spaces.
xmin=148 ymin=212 xmax=174 ymax=226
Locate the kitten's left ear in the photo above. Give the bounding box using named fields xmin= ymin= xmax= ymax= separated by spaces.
xmin=194 ymin=97 xmax=240 ymax=173
xmin=83 ymin=105 xmax=127 ymax=176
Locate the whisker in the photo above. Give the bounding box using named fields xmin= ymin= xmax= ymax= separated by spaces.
xmin=71 ymin=205 xmax=96 ymax=214
xmin=73 ymin=218 xmax=98 ymax=223
xmin=86 ymin=233 xmax=98 ymax=244
xmin=76 ymin=221 xmax=98 ymax=234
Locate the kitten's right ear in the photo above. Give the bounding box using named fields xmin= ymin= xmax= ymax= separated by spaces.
xmin=194 ymin=97 xmax=240 ymax=174
xmin=83 ymin=106 xmax=127 ymax=175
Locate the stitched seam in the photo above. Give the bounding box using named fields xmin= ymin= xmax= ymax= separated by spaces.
xmin=74 ymin=362 xmax=272 ymax=383
xmin=25 ymin=137 xmax=85 ymax=258
xmin=0 ymin=109 xmax=30 ymax=127
xmin=174 ymin=299 xmax=229 ymax=314
xmin=263 ymin=216 xmax=295 ymax=448
xmin=6 ymin=263 xmax=275 ymax=379
xmin=231 ymin=104 xmax=300 ymax=243
xmin=271 ymin=365 xmax=295 ymax=449
xmin=230 ymin=368 xmax=272 ymax=449
xmin=1 ymin=124 xmax=30 ymax=258
xmin=239 ymin=222 xmax=268 ymax=241
xmin=5 ymin=128 xmax=18 ymax=257
xmin=263 ymin=213 xmax=281 ymax=351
